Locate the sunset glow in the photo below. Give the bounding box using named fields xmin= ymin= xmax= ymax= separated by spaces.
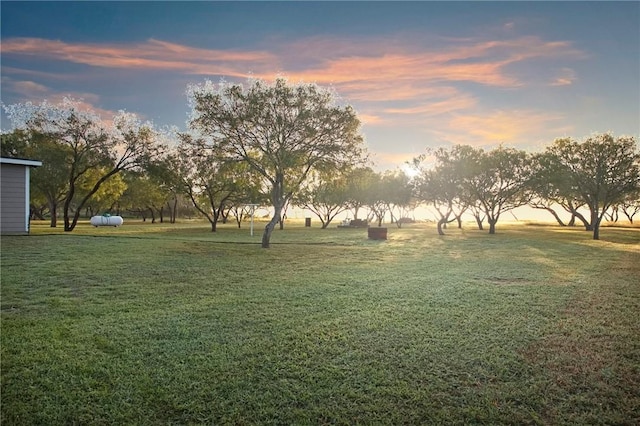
xmin=1 ymin=1 xmax=638 ymax=170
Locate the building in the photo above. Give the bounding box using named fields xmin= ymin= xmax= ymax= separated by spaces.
xmin=1 ymin=157 xmax=43 ymax=235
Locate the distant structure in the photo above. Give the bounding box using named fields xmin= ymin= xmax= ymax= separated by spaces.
xmin=1 ymin=157 xmax=43 ymax=235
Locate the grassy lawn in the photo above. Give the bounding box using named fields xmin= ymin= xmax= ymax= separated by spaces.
xmin=2 ymin=220 xmax=639 ymax=424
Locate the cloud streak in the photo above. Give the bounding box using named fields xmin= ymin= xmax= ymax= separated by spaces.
xmin=1 ymin=33 xmax=588 ymax=154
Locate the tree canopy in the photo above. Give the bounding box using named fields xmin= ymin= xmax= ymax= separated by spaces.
xmin=544 ymin=134 xmax=640 ymax=239
xmin=187 ymin=78 xmax=367 ymax=247
xmin=3 ymin=98 xmax=163 ymax=231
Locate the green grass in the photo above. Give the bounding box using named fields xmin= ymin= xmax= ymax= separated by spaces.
xmin=2 ymin=220 xmax=639 ymax=424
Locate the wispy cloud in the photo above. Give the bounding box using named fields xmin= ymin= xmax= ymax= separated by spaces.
xmin=2 ymin=33 xmax=588 ymax=152
xmin=550 ymin=67 xmax=577 ymax=86
xmin=1 ymin=38 xmax=277 ymax=77
xmin=2 ymin=34 xmax=585 ymax=89
xmin=446 ymin=109 xmax=573 ymax=146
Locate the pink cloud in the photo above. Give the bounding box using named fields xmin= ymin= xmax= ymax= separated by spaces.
xmin=445 ymin=109 xmax=573 ymax=146
xmin=2 ymin=33 xmax=588 ymax=155
xmin=1 ymin=38 xmax=277 ymax=77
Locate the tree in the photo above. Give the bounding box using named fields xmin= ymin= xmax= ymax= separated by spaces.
xmin=297 ymin=170 xmax=351 ymax=229
xmin=620 ymin=190 xmax=640 ymax=224
xmin=145 ymin=152 xmax=185 ymax=224
xmin=118 ymin=171 xmax=167 ymax=222
xmin=381 ymin=171 xmax=414 ymax=228
xmin=357 ymin=171 xmax=383 ymax=226
xmin=3 ymin=99 xmax=162 ymax=231
xmin=174 ymin=134 xmax=245 ymax=232
xmin=545 ymin=134 xmax=640 ymax=240
xmin=77 ymin=167 xmax=127 ymax=217
xmin=414 ymin=146 xmax=476 ymax=234
xmin=344 ymin=167 xmax=377 ymax=221
xmin=462 ymin=145 xmax=533 ymax=234
xmin=416 ymin=163 xmax=459 ymax=236
xmin=529 ymin=151 xmax=591 ymax=227
xmin=188 ymin=78 xmax=366 ymax=247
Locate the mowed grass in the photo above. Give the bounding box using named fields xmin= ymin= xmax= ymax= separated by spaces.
xmin=2 ymin=220 xmax=639 ymax=425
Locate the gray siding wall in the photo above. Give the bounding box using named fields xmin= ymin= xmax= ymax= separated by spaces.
xmin=1 ymin=164 xmax=28 ymax=234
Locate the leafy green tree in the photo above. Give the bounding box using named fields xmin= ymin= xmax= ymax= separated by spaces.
xmin=529 ymin=151 xmax=592 ymax=227
xmin=77 ymin=167 xmax=127 ymax=217
xmin=414 ymin=146 xmax=476 ymax=234
xmin=297 ymin=170 xmax=351 ymax=229
xmin=1 ymin=129 xmax=30 ymax=157
xmin=381 ymin=170 xmax=414 ymax=228
xmin=545 ymin=134 xmax=640 ymax=239
xmin=145 ymin=152 xmax=184 ymax=223
xmin=462 ymin=145 xmax=533 ymax=234
xmin=188 ymin=78 xmax=366 ymax=247
xmin=416 ymin=163 xmax=460 ymax=235
xmin=620 ymin=191 xmax=640 ymax=224
xmin=344 ymin=167 xmax=377 ymax=221
xmin=3 ymin=99 xmax=162 ymax=231
xmin=175 ymin=134 xmax=242 ymax=232
xmin=119 ymin=171 xmax=166 ymax=222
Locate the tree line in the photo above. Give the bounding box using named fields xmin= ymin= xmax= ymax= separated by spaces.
xmin=2 ymin=78 xmax=639 ymax=246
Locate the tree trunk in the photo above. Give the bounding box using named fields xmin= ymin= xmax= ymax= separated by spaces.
xmin=149 ymin=208 xmax=156 ymax=224
xmin=474 ymin=214 xmax=484 ymax=231
xmin=488 ymin=219 xmax=497 ymax=234
xmin=262 ymin=209 xmax=281 ymax=248
xmin=545 ymin=207 xmax=566 ymax=226
xmin=456 ymin=215 xmax=462 ymax=229
xmin=591 ymin=208 xmax=601 ymax=240
xmin=437 ymin=219 xmax=446 ymax=236
xmin=49 ymin=199 xmax=57 ymax=227
xmin=263 ymin=178 xmax=285 ymax=248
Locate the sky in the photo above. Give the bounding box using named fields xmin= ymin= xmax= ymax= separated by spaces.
xmin=1 ymin=1 xmax=639 ymax=170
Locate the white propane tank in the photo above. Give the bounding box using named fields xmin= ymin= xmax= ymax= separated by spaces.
xmin=90 ymin=215 xmax=124 ymax=227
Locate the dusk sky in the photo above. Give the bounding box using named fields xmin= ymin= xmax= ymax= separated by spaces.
xmin=1 ymin=1 xmax=639 ymax=170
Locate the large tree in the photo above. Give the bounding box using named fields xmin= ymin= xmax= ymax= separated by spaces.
xmin=414 ymin=146 xmax=475 ymax=234
xmin=529 ymin=151 xmax=593 ymax=228
xmin=3 ymin=99 xmax=162 ymax=231
xmin=545 ymin=134 xmax=640 ymax=240
xmin=188 ymin=78 xmax=366 ymax=247
xmin=462 ymin=145 xmax=533 ymax=234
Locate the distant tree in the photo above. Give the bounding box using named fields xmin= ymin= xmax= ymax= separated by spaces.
xmin=118 ymin=171 xmax=167 ymax=222
xmin=619 ymin=190 xmax=640 ymax=224
xmin=344 ymin=166 xmax=377 ymax=221
xmin=145 ymin=152 xmax=184 ymax=223
xmin=381 ymin=170 xmax=414 ymax=228
xmin=529 ymin=151 xmax=592 ymax=228
xmin=174 ymin=134 xmax=244 ymax=232
xmin=414 ymin=146 xmax=478 ymax=234
xmin=188 ymin=78 xmax=366 ymax=247
xmin=360 ymin=172 xmax=387 ymax=227
xmin=545 ymin=134 xmax=640 ymax=239
xmin=297 ymin=170 xmax=351 ymax=229
xmin=462 ymin=145 xmax=533 ymax=234
xmin=415 ymin=160 xmax=460 ymax=235
xmin=3 ymin=99 xmax=162 ymax=231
